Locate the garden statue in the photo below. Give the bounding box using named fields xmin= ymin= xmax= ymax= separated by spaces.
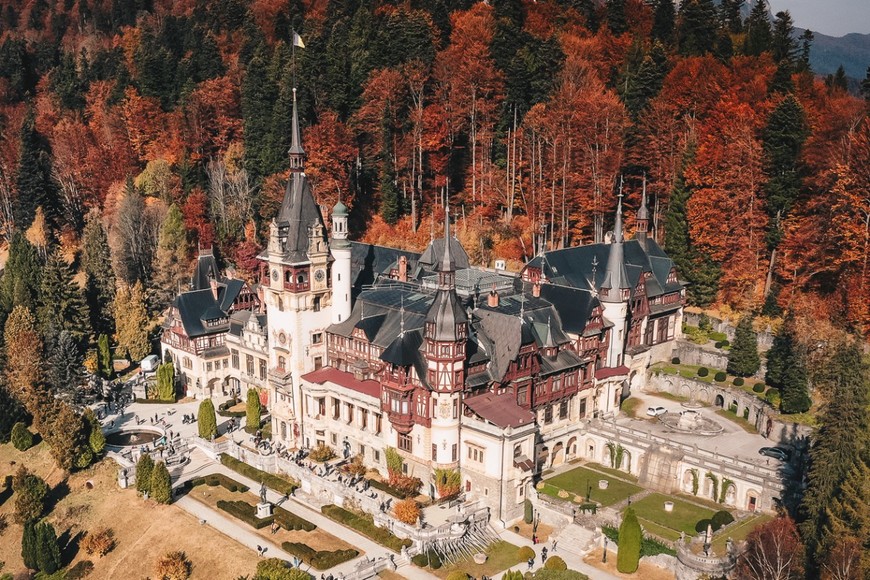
xmin=260 ymin=482 xmax=268 ymax=504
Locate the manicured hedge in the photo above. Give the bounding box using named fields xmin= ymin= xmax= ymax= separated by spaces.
xmin=711 ymin=510 xmax=735 ymax=530
xmin=219 ymin=454 xmax=298 ymax=496
xmin=321 ymin=505 xmax=412 ymax=551
xmin=217 ymin=500 xmax=272 ymax=529
xmin=274 ymin=506 xmax=316 ymax=531
xmin=714 ymin=371 xmax=727 ymax=382
xmin=411 ymin=550 xmax=442 ymax=569
xmin=188 ymin=473 xmax=250 ymax=493
xmin=733 ymin=377 xmax=745 ymax=387
xmin=697 ymin=367 xmax=709 ymax=377
xmin=368 ymin=478 xmax=414 ymax=499
xmin=135 ymin=398 xmax=176 ymax=404
xmin=217 ymin=398 xmax=246 ymax=417
xmin=752 ymin=383 xmax=766 ymax=393
xmin=281 ymin=542 xmax=358 ymax=570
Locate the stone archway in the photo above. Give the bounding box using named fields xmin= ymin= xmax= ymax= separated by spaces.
xmin=746 ymin=489 xmax=760 ymax=512
xmin=621 ymin=450 xmax=632 ymax=473
xmin=682 ymin=470 xmax=695 ymax=494
xmin=679 ymin=383 xmax=692 ymax=399
xmin=585 ymin=438 xmax=596 ymax=459
xmin=552 ymin=442 xmax=565 ymax=467
xmin=715 ymin=394 xmax=725 ymax=408
xmin=206 ymin=378 xmax=220 ymax=398
xmin=567 ymin=437 xmax=577 ymax=458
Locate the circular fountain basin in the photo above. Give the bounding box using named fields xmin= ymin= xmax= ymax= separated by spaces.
xmin=105 ymin=428 xmax=163 ymax=447
xmin=659 ymin=411 xmax=724 ymax=436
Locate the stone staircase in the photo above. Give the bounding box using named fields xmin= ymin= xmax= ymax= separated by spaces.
xmin=553 ymin=523 xmax=599 ymax=557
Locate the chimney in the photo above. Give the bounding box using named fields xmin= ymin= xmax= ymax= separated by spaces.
xmin=398 ymin=255 xmax=408 ymax=282
xmin=210 ymin=277 xmax=219 ymax=300
xmin=532 ymin=282 xmax=541 ymax=298
xmin=487 ymin=289 xmax=499 ymax=308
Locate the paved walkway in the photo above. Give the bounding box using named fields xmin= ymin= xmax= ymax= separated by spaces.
xmin=494 ymin=528 xmax=622 ymax=580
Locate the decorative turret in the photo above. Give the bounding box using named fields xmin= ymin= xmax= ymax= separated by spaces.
xmin=426 ymin=209 xmax=466 ymax=343
xmin=331 ymin=198 xmax=352 ymax=324
xmin=636 ymin=176 xmax=649 ymax=245
xmin=600 ymin=189 xmax=630 ymax=303
xmin=437 ymin=207 xmax=456 ymax=290
xmin=288 ymin=88 xmax=304 ymax=172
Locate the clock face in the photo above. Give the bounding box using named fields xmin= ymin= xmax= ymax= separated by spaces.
xmin=314 ymin=269 xmax=325 ymax=282
xmin=271 ymin=269 xmax=279 ymax=281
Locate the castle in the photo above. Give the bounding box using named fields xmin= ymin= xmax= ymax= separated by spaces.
xmin=160 ymin=88 xmax=686 ymax=522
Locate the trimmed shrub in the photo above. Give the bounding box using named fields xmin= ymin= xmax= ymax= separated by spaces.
xmin=219 ymin=454 xmax=298 ymax=495
xmin=198 ymin=399 xmax=217 ymax=439
xmin=217 ymin=500 xmax=272 ymax=529
xmin=695 ymin=518 xmax=712 ymax=533
xmin=714 ymin=371 xmax=727 ymax=382
xmin=246 ymin=388 xmax=261 ymax=431
xmin=711 ymin=510 xmax=735 ymax=530
xmin=156 ymin=363 xmax=176 ymax=402
xmin=12 ymin=466 xmax=47 ymax=523
xmin=709 ymin=331 xmax=727 ymax=342
xmin=721 ymin=340 xmax=730 ymax=347
xmin=733 ymin=377 xmax=745 ymax=387
xmin=85 ymin=409 xmax=106 ymax=456
xmin=544 ymin=556 xmax=568 ymax=570
xmin=309 ymin=443 xmax=336 ymax=463
xmin=21 ymin=519 xmax=38 ymax=570
xmin=188 ymin=473 xmax=250 ymax=494
xmin=281 ymin=542 xmax=359 ymax=570
xmin=150 ymin=461 xmax=172 ymax=504
xmin=411 ymin=550 xmax=442 ymax=569
xmin=256 ymin=558 xmax=309 ymax=580
xmin=518 ymin=545 xmax=535 ymax=561
xmin=11 ymin=422 xmax=33 ymax=451
xmin=765 ymin=389 xmax=781 ymax=407
xmin=321 ymin=505 xmax=412 ymax=551
xmin=274 ymin=506 xmax=316 ymax=531
xmin=136 ymin=454 xmax=154 ymax=494
xmin=617 ymin=507 xmax=641 ymax=574
xmin=714 ymin=341 xmax=724 ymax=349
xmin=671 ymin=357 xmax=680 ymax=365
xmin=36 ymin=521 xmax=62 ymax=573
xmin=524 ymin=498 xmax=533 ymax=524
xmin=752 ymin=383 xmax=766 ymax=393
xmin=697 ymin=367 xmax=709 ymax=377
xmin=81 ymin=527 xmax=115 ymax=557
xmin=446 ymin=572 xmax=469 ymax=580
xmin=368 ymin=478 xmax=414 ymax=499
xmin=155 ymin=550 xmax=191 ymax=580
xmin=394 ymin=498 xmax=420 ymax=525
xmin=641 ymin=536 xmax=676 ymax=557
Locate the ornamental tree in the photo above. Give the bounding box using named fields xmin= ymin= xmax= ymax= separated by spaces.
xmin=617 ymin=507 xmax=642 ymax=574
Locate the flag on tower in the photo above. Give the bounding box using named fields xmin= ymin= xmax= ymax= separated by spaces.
xmin=292 ymin=31 xmax=305 ymax=49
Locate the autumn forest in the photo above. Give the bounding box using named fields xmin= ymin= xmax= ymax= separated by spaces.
xmin=1 ymin=0 xmax=869 ymax=337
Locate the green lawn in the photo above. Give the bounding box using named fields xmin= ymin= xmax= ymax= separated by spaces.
xmin=621 ymin=397 xmax=643 ymax=418
xmin=544 ymin=465 xmax=642 ymax=507
xmin=630 ymin=493 xmax=718 ymax=540
xmin=711 ymin=514 xmax=773 ymax=550
xmin=434 ymin=541 xmax=524 ymax=579
xmin=715 ymin=409 xmax=758 ymax=433
xmin=583 ymin=462 xmax=639 ymax=483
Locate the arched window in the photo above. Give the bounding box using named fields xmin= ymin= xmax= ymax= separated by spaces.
xmin=514 ymin=444 xmax=522 ymax=457
xmin=314 ymin=296 xmax=321 ymax=312
xmin=278 ymin=356 xmax=286 ymax=371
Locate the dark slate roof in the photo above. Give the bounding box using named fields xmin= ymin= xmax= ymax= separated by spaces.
xmin=534 ymin=283 xmax=600 ymax=336
xmin=276 ymin=172 xmax=327 ymax=264
xmin=349 ymin=241 xmax=420 ymax=296
xmin=191 ymin=251 xmax=220 ymax=290
xmin=474 ymin=310 xmax=523 ymax=382
xmin=381 ymin=330 xmax=424 ymax=367
xmin=464 ymin=392 xmax=535 ymax=429
xmin=228 ymin=310 xmax=267 ymax=337
xmin=418 ymin=237 xmax=469 ymax=272
xmin=425 ymin=289 xmax=467 ymax=342
xmin=173 ymin=289 xmax=226 ymax=338
xmin=217 ymin=279 xmax=245 ymax=311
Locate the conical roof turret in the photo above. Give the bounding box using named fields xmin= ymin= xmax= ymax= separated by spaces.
xmin=600 ymin=189 xmax=630 ymax=303
xmin=288 ymin=87 xmax=305 ymax=171
xmin=437 ymin=207 xmax=456 ymax=274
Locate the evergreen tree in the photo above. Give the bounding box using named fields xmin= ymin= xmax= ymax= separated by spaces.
xmin=764 ymin=324 xmax=789 ymax=389
xmin=14 ymin=109 xmax=60 ymax=232
xmin=676 ymin=0 xmax=718 ymax=56
xmin=744 ymin=0 xmax=771 ymax=56
xmin=0 ymin=232 xmax=42 ymax=317
xmin=35 ymin=521 xmax=61 ymax=573
xmin=780 ymin=341 xmax=811 ymax=414
xmin=379 ymin=163 xmax=401 ymax=225
xmin=156 ymin=362 xmax=175 ymax=401
xmin=797 ymin=30 xmax=814 ymax=73
xmin=770 ymin=11 xmax=797 ymax=65
xmin=152 ymin=204 xmax=189 ymax=309
xmin=0 ymin=380 xmax=26 ymax=443
xmin=605 ymin=0 xmax=627 ymax=35
xmin=150 ymin=461 xmax=172 ymax=503
xmin=825 ymin=65 xmax=848 ymax=92
xmin=37 ymin=250 xmax=89 ymax=345
xmin=198 ymin=399 xmax=217 ymax=439
xmin=620 ymin=44 xmax=668 ymax=119
xmin=801 ymin=343 xmax=870 ymax=567
xmin=246 ymin=388 xmax=261 ymax=431
xmin=49 ymin=51 xmax=86 ymax=111
xmin=241 ymin=42 xmax=279 ymax=180
xmin=82 ymin=211 xmax=116 ymax=337
xmin=719 ymin=0 xmax=744 ymax=34
xmin=98 ymin=333 xmax=114 ymax=379
xmin=822 ymin=458 xmax=870 ymax=574
xmin=862 ymin=65 xmax=870 ymax=102
xmin=21 ymin=519 xmax=38 ymax=570
xmin=114 ymin=281 xmax=151 ymax=361
xmin=136 ymin=453 xmax=154 ymax=494
xmin=651 ymin=0 xmax=676 ymax=45
xmin=727 ymin=317 xmax=760 ymax=377
xmin=12 ymin=466 xmax=47 ymax=524
xmin=762 ymin=95 xmax=808 ymax=248
xmin=46 ymin=330 xmax=84 ymax=395
xmin=617 ymin=507 xmax=642 ymax=573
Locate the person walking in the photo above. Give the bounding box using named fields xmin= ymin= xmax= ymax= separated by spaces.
xmin=527 ymin=556 xmax=534 ymax=570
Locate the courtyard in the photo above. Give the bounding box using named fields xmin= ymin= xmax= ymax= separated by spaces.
xmin=540 ymin=463 xmax=643 ymax=507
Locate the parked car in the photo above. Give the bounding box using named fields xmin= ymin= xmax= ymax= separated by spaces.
xmin=646 ymin=406 xmax=668 ymax=417
xmin=759 ymin=447 xmax=789 ymax=461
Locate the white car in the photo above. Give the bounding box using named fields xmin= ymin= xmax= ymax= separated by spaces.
xmin=646 ymin=406 xmax=667 ymax=417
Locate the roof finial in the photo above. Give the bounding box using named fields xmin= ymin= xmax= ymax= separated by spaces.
xmin=519 ymin=292 xmax=525 ymax=322
xmin=614 ymin=176 xmax=624 ymax=244
xmin=545 ymin=315 xmax=556 ymax=348
xmin=399 ymin=295 xmax=405 ymax=337
xmin=438 ymin=205 xmax=455 ymax=273
xmin=637 ymin=172 xmax=650 ymax=224
xmin=289 ymin=86 xmax=304 ymax=170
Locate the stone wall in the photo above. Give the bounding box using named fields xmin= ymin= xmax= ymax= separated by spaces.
xmin=674 ymin=342 xmax=730 ymax=370
xmin=675 ymin=541 xmax=737 ymax=580
xmin=683 ymin=312 xmax=775 ymax=351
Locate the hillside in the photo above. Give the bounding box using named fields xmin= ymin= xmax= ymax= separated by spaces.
xmin=801 ymin=28 xmax=870 ymax=78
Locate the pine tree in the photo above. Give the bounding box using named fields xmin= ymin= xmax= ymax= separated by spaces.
xmin=676 ymin=0 xmax=718 ymax=56
xmin=0 ymin=232 xmax=42 ymax=317
xmin=727 ymin=317 xmax=760 ymax=377
xmin=605 ymin=0 xmax=627 ymax=35
xmin=12 ymin=466 xmax=47 ymax=524
xmin=3 ymin=306 xmax=48 ymax=414
xmin=617 ymin=507 xmax=642 ymax=573
xmin=21 ymin=519 xmax=38 ymax=570
xmin=246 ymin=388 xmax=261 ymax=431
xmin=0 ymin=380 xmax=25 ymax=443
xmin=98 ymin=333 xmax=114 ymax=379
xmin=46 ymin=330 xmax=84 ymax=395
xmin=801 ymin=343 xmax=870 ymax=567
xmin=43 ymin=401 xmax=88 ymax=471
xmin=862 ymin=65 xmax=870 ymax=102
xmin=37 ymin=250 xmax=89 ymax=345
xmin=770 ymin=11 xmax=797 ymax=65
xmin=150 ymin=461 xmax=172 ymax=503
xmin=826 ymin=65 xmax=848 ymax=92
xmin=652 ymin=0 xmax=676 ymax=44
xmin=241 ymin=42 xmax=278 ymax=180
xmin=744 ymin=0 xmax=771 ymax=56
xmin=136 ymin=453 xmax=154 ymax=494
xmin=152 ymin=204 xmax=190 ymax=309
xmin=719 ymin=0 xmax=744 ymax=34
xmin=765 ymin=325 xmax=789 ymax=389
xmin=35 ymin=521 xmax=61 ymax=573
xmin=84 ymin=408 xmax=106 ymax=455
xmin=780 ymin=341 xmax=811 ymax=414
xmin=198 ymin=399 xmax=217 ymax=439
xmin=822 ymin=458 xmax=870 ymax=575
xmin=156 ymin=362 xmax=175 ymax=401
xmin=82 ymin=211 xmax=116 ymax=337
xmin=14 ymin=109 xmax=60 ymax=232
xmin=114 ymin=281 xmax=151 ymax=361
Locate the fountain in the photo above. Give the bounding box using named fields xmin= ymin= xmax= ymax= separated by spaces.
xmin=105 ymin=429 xmax=163 ymax=447
xmin=659 ymin=410 xmax=724 ymax=436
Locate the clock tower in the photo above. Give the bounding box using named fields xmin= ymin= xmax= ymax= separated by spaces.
xmin=260 ymin=86 xmax=332 ymax=447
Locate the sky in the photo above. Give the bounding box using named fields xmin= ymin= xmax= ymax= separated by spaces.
xmin=767 ymin=0 xmax=870 ymax=37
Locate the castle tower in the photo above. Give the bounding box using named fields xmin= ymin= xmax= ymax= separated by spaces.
xmin=600 ymin=191 xmax=630 ymax=368
xmin=425 ymin=210 xmax=467 ymax=469
xmin=331 ymin=199 xmax=351 ymax=324
xmin=636 ymin=176 xmax=650 ymax=246
xmin=259 ymin=85 xmax=332 ymax=447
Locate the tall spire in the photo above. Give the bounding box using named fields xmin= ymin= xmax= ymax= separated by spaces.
xmin=636 ymin=174 xmax=649 ymax=240
xmin=437 ymin=206 xmax=456 ymax=276
xmin=600 ymin=183 xmax=629 ymax=303
xmin=288 ymin=87 xmax=304 ymax=172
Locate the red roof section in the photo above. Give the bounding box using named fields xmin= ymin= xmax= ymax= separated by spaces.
xmin=595 ymin=365 xmax=629 ymax=380
xmin=301 ymin=367 xmax=381 ymax=399
xmin=464 ymin=392 xmax=535 ymax=429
